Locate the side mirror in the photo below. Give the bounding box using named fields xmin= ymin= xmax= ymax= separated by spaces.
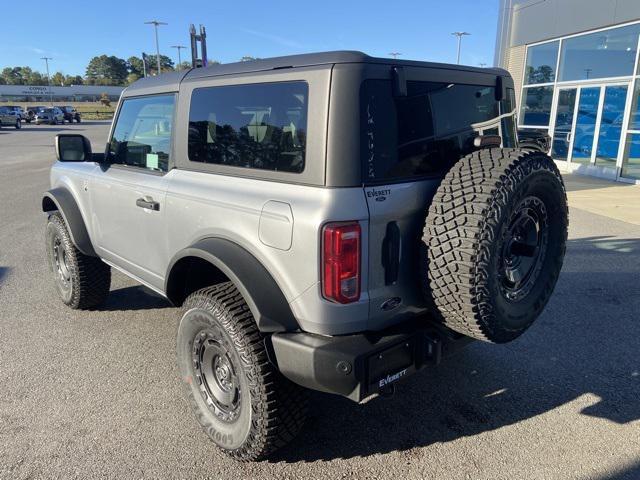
xmin=55 ymin=134 xmax=92 ymax=162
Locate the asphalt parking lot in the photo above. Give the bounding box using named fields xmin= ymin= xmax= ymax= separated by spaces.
xmin=0 ymin=121 xmax=639 ymax=479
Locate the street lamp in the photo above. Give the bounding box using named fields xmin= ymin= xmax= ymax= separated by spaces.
xmin=41 ymin=57 xmax=53 ymax=105
xmin=389 ymin=52 xmax=402 ymax=59
xmin=171 ymin=45 xmax=187 ymax=70
xmin=451 ymin=31 xmax=471 ymax=64
xmin=145 ymin=20 xmax=167 ymax=74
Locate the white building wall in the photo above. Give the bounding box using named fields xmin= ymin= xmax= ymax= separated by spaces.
xmin=506 ymin=44 xmax=526 ymax=107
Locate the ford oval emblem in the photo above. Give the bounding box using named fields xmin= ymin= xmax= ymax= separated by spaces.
xmin=375 ymin=196 xmax=386 ymax=202
xmin=381 ymin=297 xmax=401 ymax=311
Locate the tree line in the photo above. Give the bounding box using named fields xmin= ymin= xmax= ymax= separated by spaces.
xmin=0 ymin=53 xmax=236 ymax=87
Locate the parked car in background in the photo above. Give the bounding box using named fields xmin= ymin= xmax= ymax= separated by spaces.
xmin=35 ymin=107 xmax=65 ymax=125
xmin=59 ymin=106 xmax=81 ymax=123
xmin=0 ymin=106 xmax=22 ymax=129
xmin=5 ymin=106 xmax=28 ymax=122
xmin=24 ymin=106 xmax=45 ymax=123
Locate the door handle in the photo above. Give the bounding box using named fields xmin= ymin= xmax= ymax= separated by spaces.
xmin=136 ymin=197 xmax=160 ymax=211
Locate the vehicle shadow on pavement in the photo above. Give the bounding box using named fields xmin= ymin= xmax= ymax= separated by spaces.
xmin=270 ymin=235 xmax=640 ymax=462
xmin=0 ymin=266 xmax=10 ymax=286
xmin=99 ymin=285 xmax=171 ymax=311
xmin=19 ymin=127 xmax=74 ymax=133
xmin=597 ymin=460 xmax=640 ymax=480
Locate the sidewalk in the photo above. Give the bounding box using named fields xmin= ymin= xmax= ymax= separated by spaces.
xmin=562 ymin=173 xmax=640 ymax=226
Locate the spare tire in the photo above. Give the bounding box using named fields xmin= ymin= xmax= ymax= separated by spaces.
xmin=422 ymin=148 xmax=568 ymax=343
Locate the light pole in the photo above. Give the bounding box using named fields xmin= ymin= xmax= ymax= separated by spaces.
xmin=171 ymin=45 xmax=186 ymax=70
xmin=41 ymin=57 xmax=53 ymax=105
xmin=479 ymin=62 xmax=487 ymax=68
xmin=145 ymin=20 xmax=167 ymax=74
xmin=451 ymin=31 xmax=471 ymax=64
xmin=389 ymin=52 xmax=402 ymax=59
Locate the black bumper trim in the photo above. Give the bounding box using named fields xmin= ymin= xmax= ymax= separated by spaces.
xmin=270 ymin=320 xmax=472 ymax=402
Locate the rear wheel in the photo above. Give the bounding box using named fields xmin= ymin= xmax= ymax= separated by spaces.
xmin=45 ymin=213 xmax=111 ymax=309
xmin=422 ymin=148 xmax=568 ymax=343
xmin=15 ymin=119 xmax=21 ymax=129
xmin=177 ymin=283 xmax=307 ymax=461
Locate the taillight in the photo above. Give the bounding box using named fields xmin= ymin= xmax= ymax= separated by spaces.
xmin=322 ymin=222 xmax=361 ymax=304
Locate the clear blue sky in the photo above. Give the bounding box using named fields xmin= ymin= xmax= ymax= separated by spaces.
xmin=0 ymin=0 xmax=499 ymax=76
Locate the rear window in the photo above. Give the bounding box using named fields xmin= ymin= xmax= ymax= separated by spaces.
xmin=188 ymin=81 xmax=308 ymax=174
xmin=361 ymin=79 xmax=517 ymax=183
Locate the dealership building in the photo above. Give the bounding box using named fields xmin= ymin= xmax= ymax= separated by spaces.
xmin=496 ymin=0 xmax=640 ymax=183
xmin=0 ymin=84 xmax=123 ymax=103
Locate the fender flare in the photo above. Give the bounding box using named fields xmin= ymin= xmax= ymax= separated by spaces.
xmin=42 ymin=187 xmax=97 ymax=257
xmin=166 ymin=237 xmax=299 ymax=333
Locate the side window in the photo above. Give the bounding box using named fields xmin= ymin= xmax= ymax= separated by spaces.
xmin=108 ymin=94 xmax=175 ymax=172
xmin=188 ymin=81 xmax=308 ymax=173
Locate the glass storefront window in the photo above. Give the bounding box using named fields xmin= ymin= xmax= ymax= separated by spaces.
xmin=622 ymin=133 xmax=640 ymax=180
xmin=628 ymin=83 xmax=640 ymax=130
xmin=595 ymin=85 xmax=628 ymax=167
xmin=519 ymin=86 xmax=553 ymax=126
xmin=558 ymin=24 xmax=640 ymax=81
xmin=524 ymin=41 xmax=559 ymax=85
xmin=551 ymin=88 xmax=577 ymax=161
xmin=571 ymin=87 xmax=600 ymax=164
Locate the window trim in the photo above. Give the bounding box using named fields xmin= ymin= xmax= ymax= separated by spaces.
xmin=106 ymin=91 xmax=177 ymax=176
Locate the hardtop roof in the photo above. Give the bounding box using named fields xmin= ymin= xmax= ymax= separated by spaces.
xmin=123 ymin=50 xmax=507 ymax=95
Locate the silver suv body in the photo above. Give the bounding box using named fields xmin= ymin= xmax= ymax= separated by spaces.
xmin=44 ymin=52 xmax=565 ymax=461
xmin=46 ymin=52 xmax=516 ymax=336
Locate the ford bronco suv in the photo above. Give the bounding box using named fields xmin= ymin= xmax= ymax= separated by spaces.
xmin=43 ymin=51 xmax=568 ymax=461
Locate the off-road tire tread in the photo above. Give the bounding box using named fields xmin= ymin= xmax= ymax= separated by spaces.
xmin=422 ymin=148 xmax=568 ymax=343
xmin=182 ymin=282 xmax=308 ymax=461
xmin=48 ymin=213 xmax=111 ymax=309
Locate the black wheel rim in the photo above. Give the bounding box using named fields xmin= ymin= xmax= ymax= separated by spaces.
xmin=498 ymin=196 xmax=549 ymax=302
xmin=192 ymin=330 xmax=241 ymax=423
xmin=52 ymin=236 xmax=71 ymax=286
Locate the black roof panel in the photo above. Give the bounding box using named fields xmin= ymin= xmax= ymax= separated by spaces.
xmin=123 ymin=51 xmax=507 ymax=95
xmin=186 ymin=50 xmax=505 ymax=79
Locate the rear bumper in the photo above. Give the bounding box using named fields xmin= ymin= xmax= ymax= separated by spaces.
xmin=270 ymin=320 xmax=472 ymax=402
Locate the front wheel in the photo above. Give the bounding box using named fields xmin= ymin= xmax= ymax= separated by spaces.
xmin=422 ymin=148 xmax=568 ymax=343
xmin=177 ymin=283 xmax=307 ymax=461
xmin=45 ymin=213 xmax=111 ymax=309
xmin=15 ymin=119 xmax=21 ymax=129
